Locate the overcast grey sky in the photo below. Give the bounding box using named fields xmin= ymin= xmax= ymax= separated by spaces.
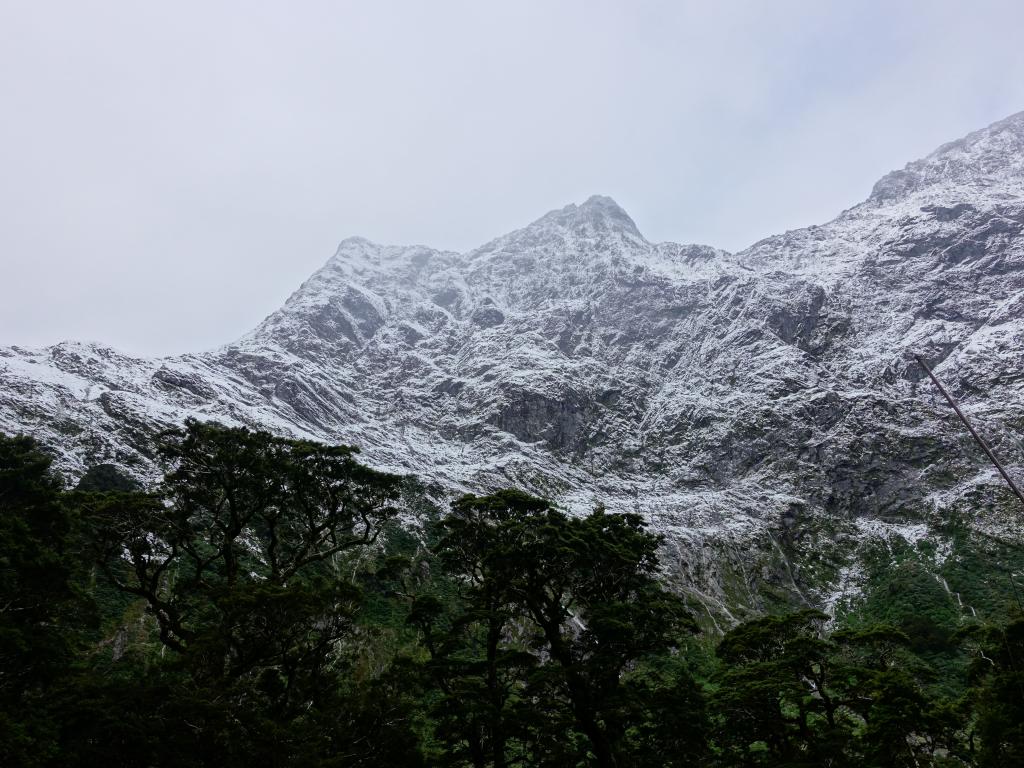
xmin=2 ymin=1 xmax=1023 ymax=356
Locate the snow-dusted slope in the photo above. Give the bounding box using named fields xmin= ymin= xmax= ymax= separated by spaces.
xmin=4 ymin=112 xmax=1024 ymax=619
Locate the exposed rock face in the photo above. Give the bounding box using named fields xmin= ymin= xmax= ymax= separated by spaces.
xmin=4 ymin=112 xmax=1024 ymax=621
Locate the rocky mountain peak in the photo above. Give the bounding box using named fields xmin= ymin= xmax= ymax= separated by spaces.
xmin=3 ymin=111 xmax=1024 ymax=621
xmin=466 ymin=194 xmax=648 ymax=275
xmin=535 ymin=194 xmax=642 ymax=238
xmin=870 ymin=110 xmax=1024 ymax=204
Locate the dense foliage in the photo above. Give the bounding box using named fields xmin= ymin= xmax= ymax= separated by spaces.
xmin=1 ymin=423 xmax=1021 ymax=766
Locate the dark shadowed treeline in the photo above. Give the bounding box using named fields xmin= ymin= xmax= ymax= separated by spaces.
xmin=1 ymin=423 xmax=1022 ymax=767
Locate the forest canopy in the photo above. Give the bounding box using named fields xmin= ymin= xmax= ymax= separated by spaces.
xmin=1 ymin=421 xmax=1021 ymax=767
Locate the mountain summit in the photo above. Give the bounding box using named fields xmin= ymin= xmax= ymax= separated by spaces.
xmin=871 ymin=110 xmax=1024 ymax=203
xmin=532 ymin=194 xmax=643 ymax=236
xmin=3 ymin=112 xmax=1024 ymax=618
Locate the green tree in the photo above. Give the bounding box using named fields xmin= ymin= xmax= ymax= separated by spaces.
xmin=85 ymin=420 xmax=402 ymax=655
xmin=711 ymin=612 xmax=958 ymax=768
xmin=408 ymin=491 xmax=547 ymax=767
xmin=74 ymin=420 xmax=418 ymax=766
xmin=0 ymin=434 xmax=94 ymax=767
xmin=74 ymin=463 xmax=141 ymax=493
xmin=416 ymin=490 xmax=703 ymax=767
xmin=964 ymin=614 xmax=1024 ymax=767
xmin=711 ymin=610 xmax=847 ymax=766
xmin=831 ymin=624 xmax=964 ymax=767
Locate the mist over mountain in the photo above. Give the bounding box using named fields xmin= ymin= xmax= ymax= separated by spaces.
xmin=3 ymin=111 xmax=1024 ymax=619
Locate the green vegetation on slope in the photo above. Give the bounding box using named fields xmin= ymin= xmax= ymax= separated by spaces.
xmin=1 ymin=423 xmax=1022 ymax=767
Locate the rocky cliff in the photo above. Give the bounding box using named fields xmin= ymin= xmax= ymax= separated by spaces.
xmin=5 ymin=112 xmax=1024 ymax=623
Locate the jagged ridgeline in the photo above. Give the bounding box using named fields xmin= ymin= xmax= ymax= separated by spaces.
xmin=3 ymin=111 xmax=1024 ymax=627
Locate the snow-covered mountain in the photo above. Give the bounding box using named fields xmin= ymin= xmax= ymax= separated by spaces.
xmin=4 ymin=112 xmax=1024 ymax=621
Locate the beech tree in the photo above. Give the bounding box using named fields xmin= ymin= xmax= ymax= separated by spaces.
xmin=414 ymin=490 xmax=704 ymax=767
xmin=76 ymin=420 xmax=416 ymax=766
xmin=965 ymin=615 xmax=1024 ymax=767
xmin=0 ymin=435 xmax=93 ymax=766
xmin=86 ymin=420 xmax=402 ymax=655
